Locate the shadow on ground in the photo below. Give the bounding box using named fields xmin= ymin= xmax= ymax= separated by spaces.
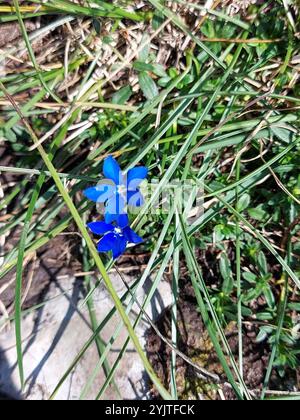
xmin=0 ymin=347 xmax=20 ymax=400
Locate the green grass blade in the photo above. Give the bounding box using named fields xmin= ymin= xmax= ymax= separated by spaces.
xmin=13 ymin=0 xmax=62 ymax=104
xmin=179 ymin=213 xmax=251 ymax=400
xmin=15 ymin=178 xmax=44 ymax=389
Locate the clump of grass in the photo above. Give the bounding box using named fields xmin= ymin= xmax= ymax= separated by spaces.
xmin=0 ymin=0 xmax=300 ymax=400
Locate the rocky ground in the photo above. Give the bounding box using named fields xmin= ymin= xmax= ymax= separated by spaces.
xmin=0 ymin=269 xmax=172 ymax=400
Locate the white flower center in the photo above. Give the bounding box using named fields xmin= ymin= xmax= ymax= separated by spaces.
xmin=114 ymin=227 xmax=122 ymax=235
xmin=117 ymin=185 xmax=127 ymax=196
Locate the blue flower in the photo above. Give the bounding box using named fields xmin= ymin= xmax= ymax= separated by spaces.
xmin=87 ymin=215 xmax=143 ymax=259
xmin=84 ymin=156 xmax=148 ymax=224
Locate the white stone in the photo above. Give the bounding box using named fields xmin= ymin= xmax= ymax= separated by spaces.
xmin=0 ymin=273 xmax=172 ymax=400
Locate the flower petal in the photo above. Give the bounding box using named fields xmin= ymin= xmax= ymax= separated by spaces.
xmin=103 ymin=156 xmax=122 ymax=186
xmin=127 ymin=166 xmax=148 ymax=190
xmin=111 ymin=235 xmax=127 ymax=259
xmin=127 ymin=189 xmax=144 ymax=207
xmin=117 ymin=213 xmax=130 ymax=229
xmin=123 ymin=227 xmax=143 ymax=244
xmin=97 ymin=232 xmax=116 ymax=252
xmin=84 ymin=183 xmax=115 ymax=203
xmin=88 ymin=221 xmax=114 ymax=235
xmin=105 ymin=193 xmax=126 ymax=224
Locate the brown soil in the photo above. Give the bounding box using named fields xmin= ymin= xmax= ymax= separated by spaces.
xmin=0 ymin=21 xmax=38 ymax=48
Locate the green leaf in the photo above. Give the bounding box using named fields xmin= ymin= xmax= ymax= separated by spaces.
xmin=244 ymin=287 xmax=261 ymax=303
xmin=151 ymin=63 xmax=168 ymax=78
xmin=248 ymin=206 xmax=267 ymax=221
xmin=158 ymin=76 xmax=172 ymax=87
xmin=258 ymin=251 xmax=268 ymax=275
xmin=138 ymin=33 xmax=151 ymax=62
xmin=242 ymin=271 xmax=257 ymax=284
xmin=271 ymin=126 xmax=296 ymax=143
xmin=256 ymin=326 xmax=273 ymax=343
xmin=152 ymin=9 xmax=164 ymax=30
xmin=237 ymin=193 xmax=250 ymax=212
xmin=133 ymin=61 xmax=154 ymax=72
xmin=111 ymin=86 xmax=132 ymax=105
xmin=214 ymin=224 xmax=225 ymax=242
xmin=138 ymin=71 xmax=159 ymax=100
xmin=92 ymin=19 xmax=102 ymax=34
xmin=133 ymin=61 xmax=167 ymax=78
xmin=168 ymin=67 xmax=179 ymax=79
xmin=288 ymin=303 xmax=300 ymax=311
xmin=241 ymin=306 xmax=253 ymax=317
xmin=263 ymin=285 xmax=275 ymax=309
xmin=256 ymin=312 xmax=274 ymax=321
xmin=219 ymin=252 xmax=234 ymax=294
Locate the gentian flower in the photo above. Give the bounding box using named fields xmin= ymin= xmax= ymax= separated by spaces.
xmin=88 ymin=214 xmax=143 ymax=259
xmin=84 ymin=156 xmax=148 ymax=224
